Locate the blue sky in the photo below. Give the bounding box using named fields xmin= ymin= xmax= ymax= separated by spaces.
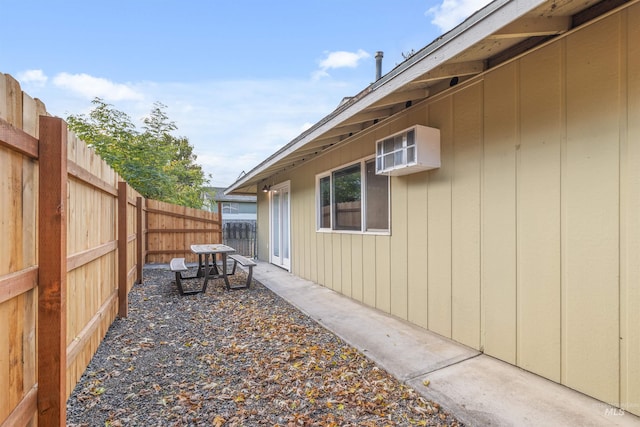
xmin=1 ymin=0 xmax=490 ymax=187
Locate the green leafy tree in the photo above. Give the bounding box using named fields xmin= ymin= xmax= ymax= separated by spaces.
xmin=67 ymin=98 xmax=209 ymax=208
xmin=141 ymin=102 xmax=210 ymax=206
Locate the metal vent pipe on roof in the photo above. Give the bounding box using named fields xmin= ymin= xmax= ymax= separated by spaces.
xmin=375 ymin=51 xmax=383 ymax=80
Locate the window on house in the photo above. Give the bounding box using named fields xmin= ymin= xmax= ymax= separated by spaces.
xmin=319 ymin=176 xmax=331 ymax=228
xmin=222 ymin=202 xmax=239 ymax=214
xmin=237 ymin=203 xmax=257 ymax=214
xmin=317 ymin=157 xmax=389 ymax=233
xmin=333 ymin=164 xmax=361 ymax=230
xmin=365 ymin=160 xmax=389 ymax=230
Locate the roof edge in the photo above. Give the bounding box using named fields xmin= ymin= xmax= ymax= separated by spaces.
xmin=225 ymin=0 xmax=546 ymax=195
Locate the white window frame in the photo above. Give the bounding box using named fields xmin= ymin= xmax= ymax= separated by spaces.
xmin=222 ymin=202 xmax=239 ymax=214
xmin=316 ymin=156 xmax=390 ymax=235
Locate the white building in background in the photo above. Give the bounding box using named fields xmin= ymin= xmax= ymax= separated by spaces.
xmin=202 ymin=187 xmax=257 ymax=220
xmin=209 ymin=187 xmax=256 ymax=221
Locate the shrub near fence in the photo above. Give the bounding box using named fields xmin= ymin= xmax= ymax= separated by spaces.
xmin=0 ymin=73 xmax=222 ymax=427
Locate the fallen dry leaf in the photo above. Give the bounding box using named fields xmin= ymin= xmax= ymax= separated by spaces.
xmin=66 ymin=267 xmax=462 ymax=426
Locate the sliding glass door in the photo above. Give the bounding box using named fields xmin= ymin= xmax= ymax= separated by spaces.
xmin=269 ymin=181 xmax=290 ymax=270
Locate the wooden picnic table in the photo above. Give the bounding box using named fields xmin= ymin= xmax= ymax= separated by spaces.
xmin=190 ymin=244 xmax=236 ymax=291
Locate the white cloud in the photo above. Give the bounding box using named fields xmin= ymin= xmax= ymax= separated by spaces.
xmin=319 ymin=49 xmax=370 ymax=70
xmin=426 ymin=0 xmax=493 ymax=33
xmin=15 ymin=70 xmax=364 ymax=188
xmin=16 ymin=69 xmax=48 ymax=86
xmin=120 ymin=79 xmax=357 ymax=187
xmin=52 ymin=72 xmax=144 ymax=102
xmin=311 ymin=69 xmax=330 ymax=81
xmin=313 ymin=49 xmax=370 ymax=80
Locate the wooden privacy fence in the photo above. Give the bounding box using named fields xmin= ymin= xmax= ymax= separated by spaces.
xmin=0 ymin=73 xmax=221 ymax=427
xmin=146 ymin=199 xmax=222 ymax=264
xmin=321 ymin=201 xmax=361 ymax=229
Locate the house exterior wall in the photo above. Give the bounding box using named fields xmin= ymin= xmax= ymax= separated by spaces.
xmin=256 ymin=3 xmax=640 ymax=414
xmin=257 ymin=190 xmax=270 ymax=260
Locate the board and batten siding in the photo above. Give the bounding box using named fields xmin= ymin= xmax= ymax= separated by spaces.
xmin=256 ymin=3 xmax=640 ymax=414
xmin=623 ymin=2 xmax=640 ymax=415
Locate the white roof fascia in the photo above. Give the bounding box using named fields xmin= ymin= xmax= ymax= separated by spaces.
xmin=225 ymin=0 xmax=547 ymax=195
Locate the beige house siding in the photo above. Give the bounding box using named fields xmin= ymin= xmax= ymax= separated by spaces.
xmin=256 ymin=3 xmax=640 ymax=414
xmin=517 ymin=42 xmax=563 ymax=383
xmin=623 ymin=1 xmax=640 ymax=415
xmin=563 ymin=14 xmax=620 ymax=404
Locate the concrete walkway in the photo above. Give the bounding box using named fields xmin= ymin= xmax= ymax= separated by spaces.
xmin=251 ymin=261 xmax=640 ymax=427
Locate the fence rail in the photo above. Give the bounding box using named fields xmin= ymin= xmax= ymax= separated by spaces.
xmin=0 ymin=73 xmax=221 ymax=427
xmin=146 ymin=199 xmax=222 ymax=264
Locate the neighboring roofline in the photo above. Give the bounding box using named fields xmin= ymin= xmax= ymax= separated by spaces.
xmin=208 ymin=186 xmax=257 ymax=203
xmin=225 ymin=0 xmax=546 ymax=195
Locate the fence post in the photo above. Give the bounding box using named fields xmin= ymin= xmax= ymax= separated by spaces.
xmin=136 ymin=196 xmax=144 ymax=284
xmin=37 ymin=116 xmax=67 ymax=426
xmin=217 ymin=201 xmax=223 ymax=243
xmin=117 ymin=182 xmax=128 ymax=317
xmin=253 ymin=221 xmax=257 ymax=258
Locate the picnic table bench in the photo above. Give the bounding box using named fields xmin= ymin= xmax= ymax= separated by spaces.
xmin=169 ymin=257 xmax=203 ymax=295
xmin=228 ymin=254 xmax=257 ymax=289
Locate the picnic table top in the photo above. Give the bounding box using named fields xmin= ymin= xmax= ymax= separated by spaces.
xmin=190 ymin=244 xmax=236 ymax=254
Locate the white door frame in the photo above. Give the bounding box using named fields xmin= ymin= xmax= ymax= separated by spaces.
xmin=269 ymin=180 xmax=291 ymax=270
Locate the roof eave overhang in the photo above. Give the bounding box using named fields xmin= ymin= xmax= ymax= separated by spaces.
xmin=224 ymin=0 xmax=549 ymax=195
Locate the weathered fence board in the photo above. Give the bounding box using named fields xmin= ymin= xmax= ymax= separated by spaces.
xmin=1 ymin=73 xmax=222 ymax=426
xmin=0 ymin=73 xmax=39 ymax=427
xmin=65 ymin=126 xmax=121 ymax=399
xmin=146 ymin=199 xmax=222 ymax=263
xmin=1 ymin=74 xmax=139 ymax=426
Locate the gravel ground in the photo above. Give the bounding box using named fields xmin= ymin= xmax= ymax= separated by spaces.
xmin=66 ymin=266 xmax=463 ymax=426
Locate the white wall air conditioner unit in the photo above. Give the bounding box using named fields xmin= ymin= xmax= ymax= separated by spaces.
xmin=375 ymin=125 xmax=440 ymax=176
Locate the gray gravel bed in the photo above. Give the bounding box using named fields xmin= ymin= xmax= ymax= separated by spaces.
xmin=66 ymin=266 xmax=463 ymax=426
